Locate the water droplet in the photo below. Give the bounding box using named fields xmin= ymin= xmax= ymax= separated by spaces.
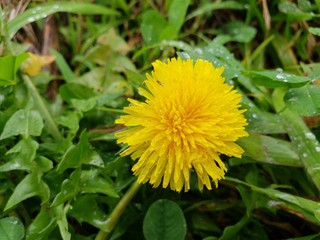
xmin=180 ymin=52 xmax=190 ymax=59
xmin=305 ymin=132 xmax=316 ymax=140
xmin=252 ymin=113 xmax=258 ymax=119
xmin=276 ymin=73 xmax=286 ymax=80
xmin=302 ymin=153 xmax=308 ymax=158
xmin=28 ymin=17 xmax=35 ymax=22
xmin=10 ymin=219 xmax=18 ymax=225
xmin=315 ymin=146 xmax=320 ymax=152
xmin=228 ymin=80 xmax=234 ymax=85
xmin=194 ymin=48 xmax=203 ymax=55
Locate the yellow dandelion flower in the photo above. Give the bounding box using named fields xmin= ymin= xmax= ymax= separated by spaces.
xmin=115 ymin=57 xmax=248 ymax=192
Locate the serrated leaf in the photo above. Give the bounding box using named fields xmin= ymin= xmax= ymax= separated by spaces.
xmin=26 ymin=207 xmax=57 ymax=240
xmin=55 ymin=204 xmax=71 ymax=240
xmin=51 ymin=170 xmax=81 ymax=207
xmin=0 ymin=217 xmax=25 ymax=240
xmin=284 ymin=85 xmax=320 ymax=116
xmin=57 ymin=131 xmax=104 ymax=172
xmin=0 ymin=109 xmax=44 ymax=139
xmin=143 ymin=199 xmax=186 ymax=240
xmin=5 ymin=172 xmax=50 ymax=211
xmin=68 ymin=195 xmax=108 ymax=231
xmin=0 ymin=138 xmax=38 ymax=172
xmin=80 ymin=169 xmax=119 ymax=198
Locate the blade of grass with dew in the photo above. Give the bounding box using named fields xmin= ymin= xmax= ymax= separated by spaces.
xmin=8 ymin=2 xmax=119 ymax=38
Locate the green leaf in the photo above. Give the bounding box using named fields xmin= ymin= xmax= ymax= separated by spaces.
xmin=51 ymin=169 xmax=81 ymax=207
xmin=248 ymin=70 xmax=310 ymax=88
xmin=26 ymin=207 xmax=57 ymax=240
xmin=279 ymin=1 xmax=315 ymax=21
xmin=49 ymin=49 xmax=76 ymax=83
xmin=0 ymin=109 xmax=44 ymax=139
xmin=70 ymin=98 xmax=96 ymax=112
xmin=168 ymin=0 xmax=190 ymax=32
xmin=141 ymin=10 xmax=168 ymax=44
xmin=0 ymin=217 xmax=25 ymax=240
xmin=5 ymin=172 xmax=50 ymax=211
xmin=143 ymin=199 xmax=186 ymax=240
xmin=225 ymin=21 xmax=257 ymax=43
xmin=241 ymin=95 xmax=285 ymax=134
xmin=57 ymin=131 xmax=104 ymax=172
xmin=284 ymin=85 xmax=320 ymax=116
xmin=8 ymin=2 xmax=119 ymax=38
xmin=59 ymin=83 xmax=96 ymax=103
xmin=280 ymin=108 xmax=320 ymax=192
xmin=227 ymin=177 xmax=320 ymax=225
xmin=219 ymin=215 xmax=249 ymax=240
xmin=54 ymin=204 xmax=71 ymax=240
xmin=80 ymin=169 xmax=119 ymax=198
xmin=0 ymin=53 xmax=28 ymax=86
xmin=286 ymin=234 xmax=320 ymax=240
xmin=187 ymin=1 xmax=244 ymax=20
xmin=68 ymin=195 xmax=109 ymax=231
xmin=0 ymin=138 xmax=38 ymax=172
xmin=36 ymin=156 xmax=53 ymax=173
xmin=238 ymin=134 xmax=301 ymax=167
xmin=309 ymin=27 xmax=320 ymax=36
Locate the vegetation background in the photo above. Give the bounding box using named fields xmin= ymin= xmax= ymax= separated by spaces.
xmin=1 ymin=0 xmax=320 ymax=239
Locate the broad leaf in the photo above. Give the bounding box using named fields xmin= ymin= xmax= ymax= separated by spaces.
xmin=143 ymin=199 xmax=186 ymax=240
xmin=0 ymin=217 xmax=25 ymax=240
xmin=0 ymin=109 xmax=43 ymax=139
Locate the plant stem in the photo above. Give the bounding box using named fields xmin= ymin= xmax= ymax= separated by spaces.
xmin=22 ymin=74 xmax=63 ymax=141
xmin=95 ymin=180 xmax=141 ymax=240
xmin=96 ymin=107 xmax=124 ymax=114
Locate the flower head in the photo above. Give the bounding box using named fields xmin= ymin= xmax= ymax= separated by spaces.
xmin=115 ymin=57 xmax=248 ymax=192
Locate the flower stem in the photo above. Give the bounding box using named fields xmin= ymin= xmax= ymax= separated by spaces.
xmin=95 ymin=180 xmax=141 ymax=240
xmin=96 ymin=107 xmax=124 ymax=114
xmin=22 ymin=74 xmax=63 ymax=141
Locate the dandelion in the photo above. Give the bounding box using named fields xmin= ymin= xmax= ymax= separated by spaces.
xmin=115 ymin=57 xmax=248 ymax=192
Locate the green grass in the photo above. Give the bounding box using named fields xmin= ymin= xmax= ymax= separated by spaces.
xmin=0 ymin=0 xmax=320 ymax=239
